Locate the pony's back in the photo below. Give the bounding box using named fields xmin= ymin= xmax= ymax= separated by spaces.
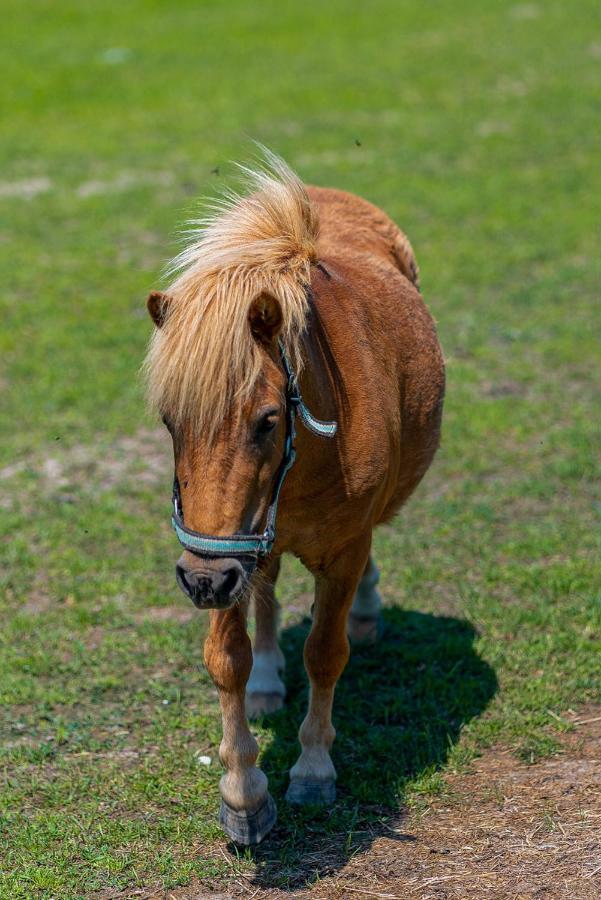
xmin=308 ymin=185 xmax=420 ymax=288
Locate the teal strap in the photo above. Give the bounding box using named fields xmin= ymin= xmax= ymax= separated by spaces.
xmin=279 ymin=341 xmax=338 ymax=439
xmin=297 ymin=403 xmax=337 ymax=437
xmin=172 ymin=517 xmax=273 ymax=557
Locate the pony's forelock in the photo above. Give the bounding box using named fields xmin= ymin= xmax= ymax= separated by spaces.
xmin=143 ymin=150 xmax=319 ymax=440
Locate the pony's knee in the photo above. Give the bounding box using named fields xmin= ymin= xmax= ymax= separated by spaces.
xmin=304 ymin=630 xmax=349 ymax=686
xmin=204 ymin=622 xmax=253 ymax=692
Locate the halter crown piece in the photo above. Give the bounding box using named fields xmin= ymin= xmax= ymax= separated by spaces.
xmin=170 ymin=341 xmax=337 ymax=565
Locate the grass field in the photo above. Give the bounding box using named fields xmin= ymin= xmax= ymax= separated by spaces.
xmin=1 ymin=1 xmax=600 ymax=897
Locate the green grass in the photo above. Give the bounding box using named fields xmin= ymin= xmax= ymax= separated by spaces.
xmin=1 ymin=0 xmax=600 ymax=896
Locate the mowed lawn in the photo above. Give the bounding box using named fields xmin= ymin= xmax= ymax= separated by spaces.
xmin=1 ymin=1 xmax=600 ymax=897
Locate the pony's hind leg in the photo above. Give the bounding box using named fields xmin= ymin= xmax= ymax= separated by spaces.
xmin=347 ymin=554 xmax=383 ymax=645
xmin=204 ymin=602 xmax=276 ymax=845
xmin=246 ymin=557 xmax=286 ymax=719
xmin=286 ymin=539 xmax=370 ymax=806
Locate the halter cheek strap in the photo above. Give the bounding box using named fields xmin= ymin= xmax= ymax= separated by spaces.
xmin=170 ymin=341 xmax=337 ymax=563
xmin=278 ymin=341 xmax=338 ymax=439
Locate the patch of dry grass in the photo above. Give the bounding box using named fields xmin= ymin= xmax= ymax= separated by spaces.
xmin=141 ymin=711 xmax=601 ymax=900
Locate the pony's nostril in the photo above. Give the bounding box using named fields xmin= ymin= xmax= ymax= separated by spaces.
xmin=221 ymin=565 xmax=243 ymax=598
xmin=176 ymin=563 xmax=193 ymax=598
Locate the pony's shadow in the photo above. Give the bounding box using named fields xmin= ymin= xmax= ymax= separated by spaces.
xmin=238 ymin=607 xmax=497 ymax=891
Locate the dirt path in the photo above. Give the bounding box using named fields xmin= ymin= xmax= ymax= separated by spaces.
xmin=119 ymin=710 xmax=600 ymax=900
xmin=0 ymin=427 xmax=171 ymax=505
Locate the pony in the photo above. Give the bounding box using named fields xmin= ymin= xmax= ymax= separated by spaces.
xmin=143 ymin=151 xmax=445 ymax=845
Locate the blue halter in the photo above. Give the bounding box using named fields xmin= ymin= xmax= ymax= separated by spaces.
xmin=171 ymin=341 xmax=337 ymax=563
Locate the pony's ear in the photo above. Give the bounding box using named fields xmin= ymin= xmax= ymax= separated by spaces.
xmin=248 ymin=292 xmax=283 ymax=345
xmin=147 ymin=290 xmax=172 ymax=328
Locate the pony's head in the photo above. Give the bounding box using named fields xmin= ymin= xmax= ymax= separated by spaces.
xmin=143 ymin=153 xmax=318 ymax=609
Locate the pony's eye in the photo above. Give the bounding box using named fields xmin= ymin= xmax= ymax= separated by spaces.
xmin=255 ymin=409 xmax=279 ymax=438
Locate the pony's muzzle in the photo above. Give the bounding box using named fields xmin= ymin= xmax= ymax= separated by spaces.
xmin=176 ymin=552 xmax=248 ymax=609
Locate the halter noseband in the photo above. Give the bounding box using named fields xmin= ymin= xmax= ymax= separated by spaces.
xmin=171 ymin=341 xmax=337 ymax=564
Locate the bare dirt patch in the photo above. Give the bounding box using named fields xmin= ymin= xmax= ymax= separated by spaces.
xmin=19 ymin=571 xmax=53 ymax=615
xmin=0 ymin=426 xmax=172 ymax=507
xmin=76 ymin=171 xmax=174 ymax=198
xmin=45 ymin=427 xmax=171 ymax=493
xmin=127 ymin=709 xmax=601 ymax=900
xmin=0 ymin=176 xmax=52 ymax=198
xmin=132 ymin=605 xmax=196 ymax=624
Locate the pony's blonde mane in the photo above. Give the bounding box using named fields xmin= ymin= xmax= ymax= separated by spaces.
xmin=143 ymin=151 xmax=318 ymax=440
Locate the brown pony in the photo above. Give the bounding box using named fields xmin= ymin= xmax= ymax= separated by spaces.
xmin=144 ymin=152 xmax=444 ymax=845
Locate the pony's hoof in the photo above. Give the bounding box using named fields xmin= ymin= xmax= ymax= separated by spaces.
xmin=347 ymin=613 xmax=383 ymax=646
xmin=219 ymin=794 xmax=277 ymax=846
xmin=285 ymin=778 xmax=336 ymax=806
xmin=245 ymin=691 xmax=285 ymax=719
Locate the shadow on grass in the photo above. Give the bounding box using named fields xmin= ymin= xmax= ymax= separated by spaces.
xmin=238 ymin=607 xmax=497 ymax=891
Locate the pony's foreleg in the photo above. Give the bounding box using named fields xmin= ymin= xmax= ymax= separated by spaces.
xmin=286 ymin=540 xmax=370 ymax=806
xmin=204 ymin=602 xmax=276 ymax=845
xmin=347 ymin=554 xmax=383 ymax=645
xmin=246 ymin=557 xmax=286 ymax=718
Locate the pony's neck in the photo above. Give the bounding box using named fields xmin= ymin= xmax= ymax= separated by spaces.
xmin=295 ymin=280 xmax=343 ymax=434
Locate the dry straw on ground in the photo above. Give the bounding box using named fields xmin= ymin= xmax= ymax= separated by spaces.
xmin=99 ymin=709 xmax=601 ymax=900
